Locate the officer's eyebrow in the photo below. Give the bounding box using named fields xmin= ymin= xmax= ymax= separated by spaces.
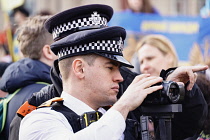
xmin=105 ymin=61 xmax=120 ymax=67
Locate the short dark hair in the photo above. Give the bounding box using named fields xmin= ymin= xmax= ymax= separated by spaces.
xmin=59 ymin=54 xmax=99 ymax=81
xmin=11 ymin=6 xmax=29 ymax=17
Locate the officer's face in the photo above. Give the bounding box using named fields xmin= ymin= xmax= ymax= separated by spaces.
xmin=83 ymin=56 xmax=124 ymax=108
xmin=138 ymin=44 xmax=172 ymax=76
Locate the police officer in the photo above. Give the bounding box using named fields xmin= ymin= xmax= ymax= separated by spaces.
xmin=19 ymin=4 xmax=208 ymax=140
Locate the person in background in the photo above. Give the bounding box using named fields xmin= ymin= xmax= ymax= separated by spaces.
xmin=0 ymin=62 xmax=11 ymax=99
xmin=125 ymin=0 xmax=159 ymax=14
xmin=135 ymin=34 xmax=178 ymax=76
xmin=10 ymin=6 xmax=30 ymax=61
xmin=11 ymin=6 xmax=29 ymax=27
xmin=0 ymin=15 xmax=57 ymax=140
xmin=111 ymin=0 xmax=160 ymax=74
xmin=136 ymin=34 xmax=207 ymax=139
xmin=196 ymin=73 xmax=210 ymax=140
xmin=0 ymin=62 xmax=11 ymax=79
xmin=133 ymin=34 xmax=179 ymax=139
xmin=0 ymin=31 xmax=12 ymax=63
xmin=18 ymin=4 xmax=208 ymax=140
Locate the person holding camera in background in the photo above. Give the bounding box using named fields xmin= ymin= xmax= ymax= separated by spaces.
xmin=135 ymin=34 xmax=208 ymax=139
xmin=14 ymin=4 xmax=208 ymax=140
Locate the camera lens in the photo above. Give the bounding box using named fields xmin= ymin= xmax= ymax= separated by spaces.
xmin=143 ymin=81 xmax=184 ymax=105
xmin=168 ymin=83 xmax=180 ymax=103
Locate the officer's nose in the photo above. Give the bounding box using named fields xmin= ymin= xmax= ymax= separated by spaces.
xmin=114 ymin=70 xmax=124 ymax=83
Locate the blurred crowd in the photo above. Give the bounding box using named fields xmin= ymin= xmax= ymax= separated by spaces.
xmin=0 ymin=0 xmax=210 ymax=140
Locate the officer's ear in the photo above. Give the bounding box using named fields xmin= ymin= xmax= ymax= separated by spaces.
xmin=72 ymin=58 xmax=85 ymax=79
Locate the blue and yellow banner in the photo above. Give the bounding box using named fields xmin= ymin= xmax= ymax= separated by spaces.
xmin=109 ymin=12 xmax=210 ymax=64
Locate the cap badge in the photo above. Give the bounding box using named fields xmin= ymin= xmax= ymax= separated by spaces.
xmin=89 ymin=11 xmax=101 ymax=24
xmin=118 ymin=37 xmax=123 ymax=51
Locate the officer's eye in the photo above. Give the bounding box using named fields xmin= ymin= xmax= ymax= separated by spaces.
xmin=108 ymin=67 xmax=114 ymax=70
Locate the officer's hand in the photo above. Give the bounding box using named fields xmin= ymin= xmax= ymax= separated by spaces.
xmin=113 ymin=74 xmax=163 ymax=119
xmin=166 ymin=65 xmax=208 ymax=91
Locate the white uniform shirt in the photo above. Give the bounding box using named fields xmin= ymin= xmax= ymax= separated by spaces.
xmin=19 ymin=91 xmax=126 ymax=140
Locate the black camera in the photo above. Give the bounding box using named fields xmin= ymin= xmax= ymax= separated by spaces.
xmin=142 ymin=81 xmax=185 ymax=105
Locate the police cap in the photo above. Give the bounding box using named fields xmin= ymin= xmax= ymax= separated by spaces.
xmin=45 ymin=4 xmax=133 ymax=68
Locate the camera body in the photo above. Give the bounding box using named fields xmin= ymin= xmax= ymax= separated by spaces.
xmin=142 ymin=81 xmax=185 ymax=105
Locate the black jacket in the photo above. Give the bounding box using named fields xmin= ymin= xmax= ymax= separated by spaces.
xmin=0 ymin=58 xmax=52 ymax=140
xmin=9 ymin=60 xmax=207 ymax=140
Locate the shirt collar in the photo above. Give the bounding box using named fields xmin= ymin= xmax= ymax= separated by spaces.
xmin=61 ymin=91 xmax=106 ymax=115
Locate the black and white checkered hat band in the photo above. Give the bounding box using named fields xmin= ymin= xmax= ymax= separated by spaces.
xmin=57 ymin=39 xmax=123 ymax=58
xmin=52 ymin=17 xmax=107 ymax=40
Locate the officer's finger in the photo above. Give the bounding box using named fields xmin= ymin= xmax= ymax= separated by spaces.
xmin=140 ymin=77 xmax=163 ymax=89
xmin=187 ymin=70 xmax=196 ymax=90
xmin=191 ymin=65 xmax=208 ymax=73
xmin=194 ymin=72 xmax=198 ymax=80
xmin=144 ymin=85 xmax=163 ymax=95
xmin=134 ymin=76 xmax=162 ymax=87
xmin=194 ymin=72 xmax=198 ymax=85
xmin=132 ymin=74 xmax=150 ymax=84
